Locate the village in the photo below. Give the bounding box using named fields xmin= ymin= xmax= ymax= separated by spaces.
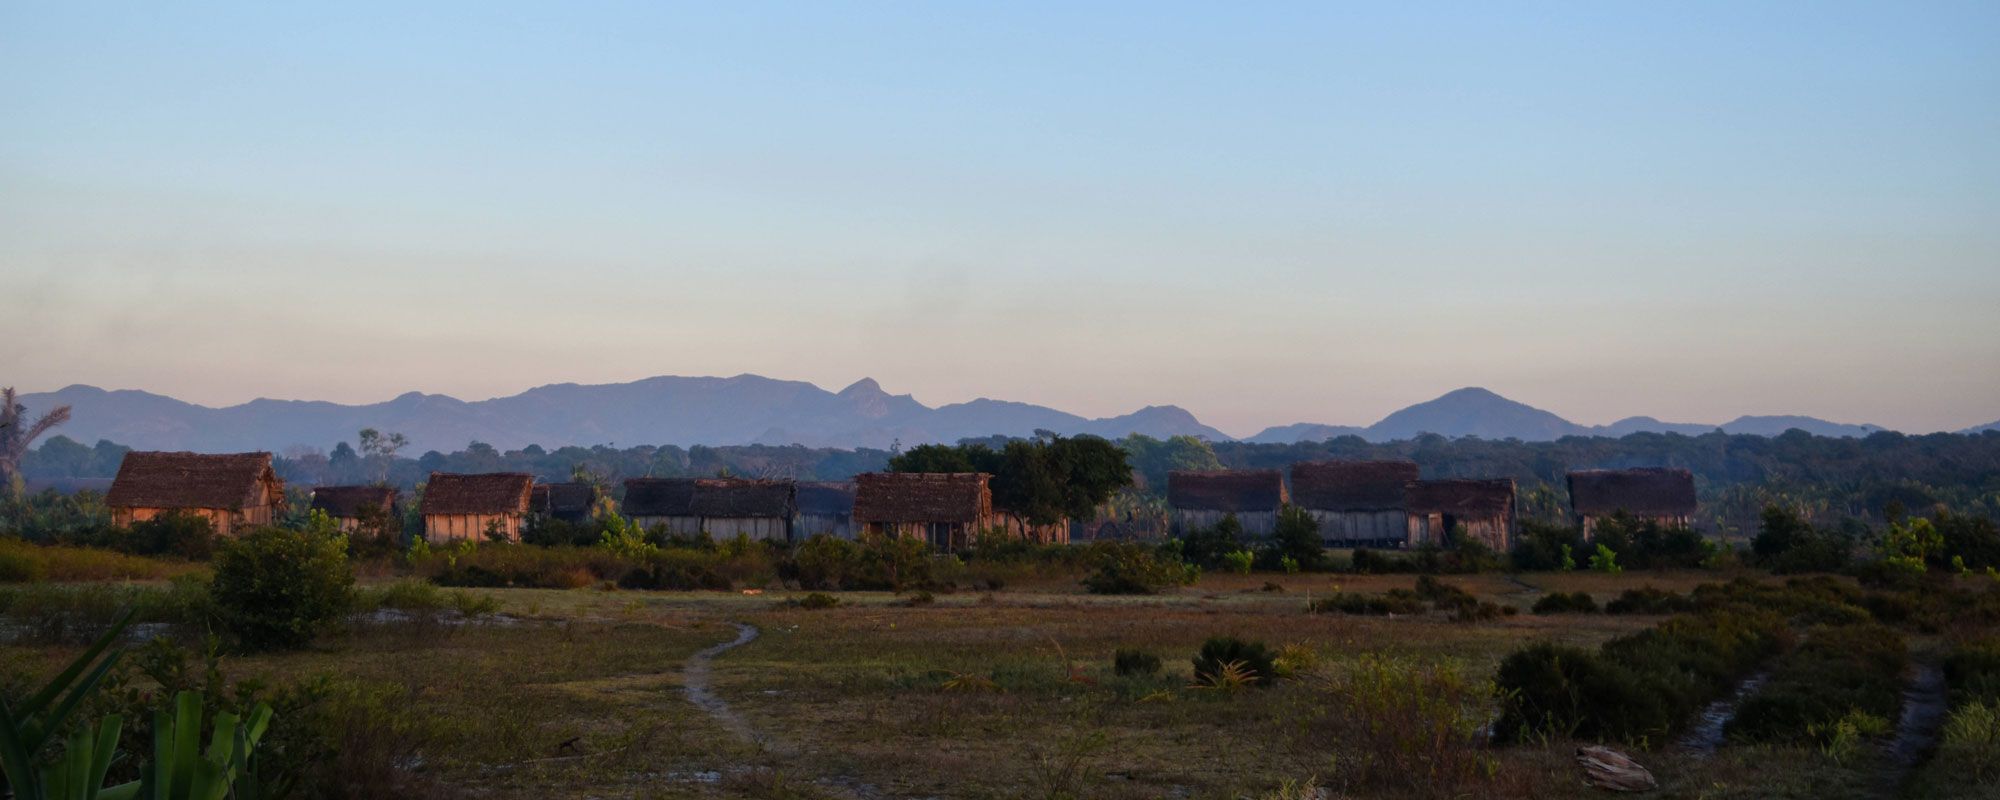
xmin=99 ymin=448 xmax=1698 ymax=554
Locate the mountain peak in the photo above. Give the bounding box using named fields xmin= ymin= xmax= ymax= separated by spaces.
xmin=838 ymin=378 xmax=884 ymax=397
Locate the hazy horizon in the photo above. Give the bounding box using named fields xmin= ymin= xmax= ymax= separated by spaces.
xmin=5 ymin=3 xmax=1997 ymax=435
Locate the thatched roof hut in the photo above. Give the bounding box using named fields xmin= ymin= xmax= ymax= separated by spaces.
xmin=852 ymin=472 xmax=994 ymax=550
xmin=1406 ymin=478 xmax=1517 ymax=550
xmin=1290 ymin=460 xmax=1419 ymax=511
xmin=309 ymin=485 xmax=400 ymax=535
xmin=420 ymin=472 xmax=533 ymax=542
xmin=794 ymin=481 xmax=857 ymax=539
xmin=530 ymin=482 xmax=600 ymax=524
xmin=621 ymin=477 xmax=796 ymax=541
xmin=1166 ymin=470 xmax=1287 ymax=536
xmin=106 ymin=451 xmax=284 ymax=535
xmin=622 ymin=478 xmax=698 ymax=519
xmin=1566 ymin=468 xmax=1698 ymax=535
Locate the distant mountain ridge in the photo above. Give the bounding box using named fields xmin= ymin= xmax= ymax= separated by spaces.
xmin=17 ymin=376 xmax=1233 ymax=454
xmin=15 ymin=378 xmax=1946 ymax=454
xmin=1242 ymin=387 xmax=1891 ymax=443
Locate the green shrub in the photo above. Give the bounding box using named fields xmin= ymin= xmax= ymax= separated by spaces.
xmin=1495 ymin=608 xmax=1790 ymax=743
xmin=1727 ymin=624 xmax=1908 ymax=743
xmin=125 ymin=509 xmax=218 ymax=560
xmin=1082 ymin=543 xmax=1195 ymax=595
xmin=1192 ymin=636 xmax=1278 ymax=688
xmin=1267 ymin=505 xmax=1327 ymax=572
xmin=1532 ymin=591 xmax=1598 ymax=615
xmin=1604 ymin=586 xmax=1695 ymax=615
xmin=1178 ymin=515 xmax=1245 ymax=570
xmin=1308 ymin=590 xmax=1426 ymax=616
xmin=1946 ymin=637 xmax=2000 ymax=708
xmin=1221 ymin=550 xmax=1254 ymax=575
xmin=210 ymin=526 xmax=356 ymax=651
xmin=1113 ymin=648 xmax=1162 ymax=677
xmin=1349 ymin=548 xmax=1416 ymax=575
xmin=793 ymin=592 xmax=840 ymax=610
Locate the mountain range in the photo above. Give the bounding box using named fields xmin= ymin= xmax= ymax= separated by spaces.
xmin=14 ymin=378 xmax=1965 ymax=455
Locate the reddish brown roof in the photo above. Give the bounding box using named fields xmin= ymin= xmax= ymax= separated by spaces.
xmin=105 ymin=451 xmax=280 ymax=511
xmin=1567 ymin=468 xmax=1697 ymax=517
xmin=420 ymin=473 xmax=532 ymax=516
xmin=1167 ymin=470 xmax=1287 ymax=513
xmin=691 ymin=479 xmax=794 ymax=518
xmin=796 ymin=482 xmax=856 ymax=516
xmin=852 ymin=473 xmax=991 ymax=524
xmin=310 ymin=485 xmax=398 ymax=518
xmin=1289 ymin=461 xmax=1419 ymax=511
xmin=1407 ymin=479 xmax=1516 ymax=517
xmin=622 ymin=478 xmax=697 ymax=517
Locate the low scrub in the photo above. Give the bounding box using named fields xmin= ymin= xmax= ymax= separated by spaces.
xmin=1495 ymin=607 xmax=1790 ymax=743
xmin=1081 ymin=542 xmax=1197 ymax=595
xmin=0 ymin=577 xmax=213 ymax=644
xmin=1293 ymin=655 xmax=1500 ymax=795
xmin=1531 ymin=591 xmax=1598 ymax=615
xmin=1113 ymin=648 xmax=1162 ymax=677
xmin=1945 ymin=636 xmax=2000 ymax=708
xmin=0 ymin=537 xmax=183 ymax=582
xmin=1604 ymin=586 xmax=1695 ymax=615
xmin=1308 ymin=590 xmax=1426 ymax=616
xmin=1726 ymin=623 xmax=1909 ymax=744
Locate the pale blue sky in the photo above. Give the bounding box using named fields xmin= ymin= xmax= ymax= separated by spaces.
xmin=3 ymin=2 xmax=1997 ymax=435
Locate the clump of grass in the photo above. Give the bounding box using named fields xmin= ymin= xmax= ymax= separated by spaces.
xmin=1192 ymin=636 xmax=1277 ymax=689
xmin=1294 ymin=654 xmax=1500 ymax=795
xmin=1113 ymin=648 xmax=1162 ymax=677
xmin=1308 ymin=590 xmax=1426 ymax=616
xmin=782 ymin=592 xmax=840 ymax=610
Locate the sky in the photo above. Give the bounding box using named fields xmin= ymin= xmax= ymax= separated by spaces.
xmin=2 ymin=2 xmax=1997 ymax=437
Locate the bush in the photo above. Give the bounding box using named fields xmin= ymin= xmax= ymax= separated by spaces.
xmin=1295 ymin=655 xmax=1500 ymax=795
xmin=1753 ymin=505 xmax=1852 ymax=574
xmin=1727 ymin=624 xmax=1908 ymax=743
xmin=125 ymin=510 xmax=218 ymax=559
xmin=1509 ymin=521 xmax=1585 ymax=572
xmin=1178 ymin=515 xmax=1244 ymax=570
xmin=1604 ymin=586 xmax=1695 ymax=615
xmin=1308 ymin=590 xmax=1426 ymax=616
xmin=1495 ymin=608 xmax=1791 ymax=743
xmin=1082 ymin=543 xmax=1196 ymax=595
xmin=210 ymin=526 xmax=356 ymax=651
xmin=791 ymin=592 xmax=840 ymax=610
xmin=1192 ymin=636 xmax=1278 ymax=688
xmin=1532 ymin=591 xmax=1599 ymax=615
xmin=1113 ymin=648 xmax=1162 ymax=677
xmin=1266 ymin=505 xmax=1326 ymax=571
xmin=1348 ymin=548 xmax=1416 ymax=575
xmin=1221 ymin=550 xmax=1254 ymax=575
xmin=1946 ymin=637 xmax=2000 ymax=708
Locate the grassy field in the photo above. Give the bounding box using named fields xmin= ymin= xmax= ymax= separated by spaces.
xmin=1 ymin=569 xmax=1981 ymax=799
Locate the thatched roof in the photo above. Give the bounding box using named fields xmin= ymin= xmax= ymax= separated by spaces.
xmin=796 ymin=482 xmax=857 ymax=516
xmin=1289 ymin=460 xmax=1419 ymax=511
xmin=420 ymin=473 xmax=533 ymax=516
xmin=531 ymin=483 xmax=600 ymax=517
xmin=1567 ymin=468 xmax=1697 ymax=517
xmin=1407 ymin=479 xmax=1516 ymax=517
xmin=852 ymin=473 xmax=991 ymax=524
xmin=691 ymin=479 xmax=795 ymax=518
xmin=310 ymin=485 xmax=398 ymax=518
xmin=1167 ymin=470 xmax=1287 ymax=513
xmin=105 ymin=451 xmax=279 ymax=511
xmin=622 ymin=478 xmax=697 ymax=517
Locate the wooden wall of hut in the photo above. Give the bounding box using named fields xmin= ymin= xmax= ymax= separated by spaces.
xmin=1171 ymin=508 xmax=1280 ymax=538
xmin=424 ymin=513 xmax=522 ymax=543
xmin=701 ymin=516 xmax=791 ymax=542
xmin=112 ymin=506 xmax=273 ymax=537
xmin=1302 ymin=509 xmax=1406 ymax=545
xmin=632 ymin=515 xmax=704 ymax=537
xmin=1407 ymin=513 xmax=1512 ymax=551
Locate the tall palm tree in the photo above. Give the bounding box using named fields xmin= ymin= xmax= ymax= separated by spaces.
xmin=0 ymin=387 xmax=72 ymax=497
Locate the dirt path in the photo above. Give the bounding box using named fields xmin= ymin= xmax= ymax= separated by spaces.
xmin=682 ymin=622 xmax=772 ymax=749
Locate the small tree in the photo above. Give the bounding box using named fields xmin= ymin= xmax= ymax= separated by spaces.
xmin=1268 ymin=505 xmax=1326 ymax=571
xmin=211 ymin=525 xmax=355 ymax=651
xmin=0 ymin=387 xmax=71 ymax=499
xmin=357 ymin=428 xmax=409 ymax=485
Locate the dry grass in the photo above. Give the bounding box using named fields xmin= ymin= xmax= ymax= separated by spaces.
xmin=0 ymin=570 xmax=1967 ymax=799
